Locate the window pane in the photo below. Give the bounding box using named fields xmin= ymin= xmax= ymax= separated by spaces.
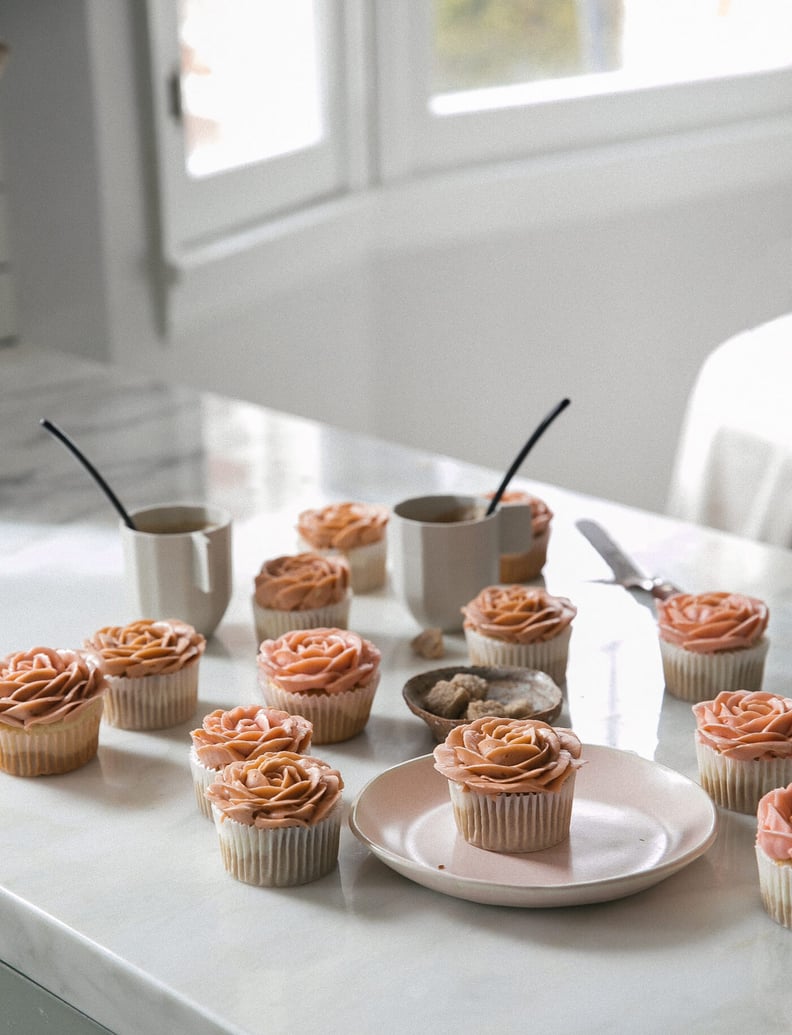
xmin=178 ymin=0 xmax=324 ymax=179
xmin=432 ymin=0 xmax=792 ymax=106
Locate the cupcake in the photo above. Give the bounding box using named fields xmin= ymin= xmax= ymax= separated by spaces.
xmin=433 ymin=716 xmax=583 ymax=852
xmin=189 ymin=705 xmax=313 ymax=818
xmin=484 ymin=490 xmax=553 ymax=582
xmin=252 ymin=552 xmax=351 ymax=643
xmin=693 ymin=690 xmax=792 ymax=813
xmin=462 ymin=585 xmax=576 ymax=685
xmin=257 ymin=627 xmax=380 ymax=744
xmin=755 ymin=782 xmax=792 ymax=929
xmin=656 ymin=591 xmax=769 ymax=702
xmin=0 ymin=647 xmax=107 ymax=776
xmin=206 ymin=751 xmax=343 ymax=886
xmin=296 ymin=501 xmax=389 ymax=593
xmin=85 ymin=618 xmax=206 ymax=730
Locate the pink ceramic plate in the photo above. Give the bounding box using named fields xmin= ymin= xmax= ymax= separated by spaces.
xmin=349 ymin=745 xmax=717 ymax=907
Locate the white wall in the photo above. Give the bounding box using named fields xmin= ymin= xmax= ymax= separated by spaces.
xmin=2 ymin=0 xmax=791 ymax=514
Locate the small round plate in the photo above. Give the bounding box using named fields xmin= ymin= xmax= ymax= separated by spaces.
xmin=402 ymin=665 xmax=563 ymax=742
xmin=349 ymin=746 xmax=718 ymax=908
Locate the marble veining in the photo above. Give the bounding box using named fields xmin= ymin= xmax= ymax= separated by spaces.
xmin=2 ymin=344 xmax=792 ymax=1034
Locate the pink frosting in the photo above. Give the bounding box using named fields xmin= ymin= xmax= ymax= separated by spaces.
xmin=190 ymin=706 xmax=313 ymax=769
xmin=257 ymin=627 xmax=380 ymax=695
xmin=254 ymin=553 xmax=349 ymax=611
xmin=297 ymin=502 xmax=389 ymax=550
xmin=433 ymin=717 xmax=583 ymax=795
xmin=756 ymin=783 xmax=792 ymax=861
xmin=85 ymin=619 xmax=206 ymax=678
xmin=206 ymin=751 xmax=343 ymax=828
xmin=462 ymin=585 xmax=576 ymax=644
xmin=693 ymin=690 xmax=792 ymax=760
xmin=0 ymin=647 xmax=107 ymax=729
xmin=657 ymin=592 xmax=768 ymax=654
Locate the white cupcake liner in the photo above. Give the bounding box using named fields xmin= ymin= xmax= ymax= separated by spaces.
xmin=659 ymin=637 xmax=769 ymax=703
xmin=756 ymin=844 xmax=792 ymax=929
xmin=252 ymin=591 xmax=351 ymax=644
xmin=464 ymin=625 xmax=571 ymax=687
xmin=499 ymin=528 xmax=550 ymax=583
xmin=103 ymin=659 xmax=200 ymax=730
xmin=189 ymin=748 xmax=219 ymax=819
xmin=0 ymin=695 xmax=105 ymax=777
xmin=297 ymin=538 xmax=386 ymax=594
xmin=212 ymin=802 xmax=341 ymax=886
xmin=259 ymin=674 xmax=379 ymax=744
xmin=695 ymin=739 xmax=792 ymax=814
xmin=448 ymin=774 xmax=575 ymax=853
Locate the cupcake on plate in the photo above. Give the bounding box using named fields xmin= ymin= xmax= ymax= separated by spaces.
xmin=693 ymin=690 xmax=792 ymax=813
xmin=296 ymin=501 xmax=389 ymax=593
xmin=656 ymin=591 xmax=769 ymax=702
xmin=484 ymin=490 xmax=553 ymax=583
xmin=755 ymin=782 xmax=792 ymax=929
xmin=85 ymin=618 xmax=205 ymax=730
xmin=433 ymin=716 xmax=583 ymax=853
xmin=462 ymin=585 xmax=576 ymax=686
xmin=189 ymin=705 xmax=313 ymax=818
xmin=257 ymin=627 xmax=380 ymax=744
xmin=0 ymin=647 xmax=107 ymax=776
xmin=207 ymin=751 xmax=343 ymax=886
xmin=252 ymin=552 xmax=351 ymax=643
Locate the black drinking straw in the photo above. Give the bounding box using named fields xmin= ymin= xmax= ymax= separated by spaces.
xmin=486 ymin=397 xmax=571 ymax=516
xmin=40 ymin=418 xmax=137 ymax=529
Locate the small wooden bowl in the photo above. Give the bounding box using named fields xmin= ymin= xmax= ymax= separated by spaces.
xmin=402 ymin=665 xmax=563 ymax=743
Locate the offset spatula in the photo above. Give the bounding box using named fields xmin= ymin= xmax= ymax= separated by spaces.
xmin=576 ymin=519 xmax=681 ymax=601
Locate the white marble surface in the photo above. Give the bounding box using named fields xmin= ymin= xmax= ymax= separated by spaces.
xmin=1 ymin=343 xmax=792 ymax=1034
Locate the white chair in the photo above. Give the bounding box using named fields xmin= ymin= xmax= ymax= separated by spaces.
xmin=666 ymin=313 xmax=792 ymax=546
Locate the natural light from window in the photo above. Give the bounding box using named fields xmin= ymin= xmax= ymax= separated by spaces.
xmin=177 ymin=0 xmax=323 ymax=179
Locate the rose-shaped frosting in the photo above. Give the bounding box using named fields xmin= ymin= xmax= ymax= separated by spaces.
xmin=756 ymin=783 xmax=792 ymax=861
xmin=656 ymin=592 xmax=768 ymax=653
xmin=190 ymin=706 xmax=313 ymax=769
xmin=693 ymin=690 xmax=792 ymax=760
xmin=254 ymin=553 xmax=350 ymax=612
xmin=462 ymin=585 xmax=576 ymax=644
xmin=297 ymin=502 xmax=389 ymax=550
xmin=434 ymin=717 xmax=583 ymax=795
xmin=0 ymin=647 xmax=107 ymax=728
xmin=257 ymin=627 xmax=380 ymax=695
xmin=206 ymin=751 xmax=343 ymax=828
xmin=85 ymin=619 xmax=206 ymax=678
xmin=486 ymin=491 xmax=553 ymax=536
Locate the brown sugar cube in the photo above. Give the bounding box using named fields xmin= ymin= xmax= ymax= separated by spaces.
xmin=465 ymin=699 xmax=508 ymax=720
xmin=449 ymin=672 xmax=488 ymax=700
xmin=503 ymin=698 xmax=533 ymax=718
xmin=410 ymin=628 xmax=445 ymax=659
xmin=424 ymin=680 xmax=470 ymax=719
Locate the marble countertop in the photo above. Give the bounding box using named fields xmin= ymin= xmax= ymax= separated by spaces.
xmin=1 ymin=344 xmax=791 ymax=1034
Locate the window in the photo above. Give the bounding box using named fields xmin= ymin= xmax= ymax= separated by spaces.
xmin=146 ymin=0 xmax=792 ymax=257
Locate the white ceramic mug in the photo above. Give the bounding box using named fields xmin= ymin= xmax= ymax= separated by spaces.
xmin=391 ymin=494 xmax=533 ymax=632
xmin=121 ymin=503 xmax=233 ymax=638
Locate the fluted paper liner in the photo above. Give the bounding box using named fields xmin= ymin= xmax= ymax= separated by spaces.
xmin=212 ymin=803 xmax=341 ymax=886
xmin=660 ymin=637 xmax=768 ymax=703
xmin=756 ymin=845 xmax=792 ymax=929
xmin=447 ymin=773 xmax=576 ymax=853
xmin=103 ymin=659 xmax=200 ymax=730
xmin=464 ymin=625 xmax=571 ymax=687
xmin=252 ymin=591 xmax=351 ymax=644
xmin=499 ymin=528 xmax=550 ymax=583
xmin=0 ymin=695 xmax=104 ymax=776
xmin=260 ymin=674 xmax=379 ymax=744
xmin=695 ymin=740 xmax=792 ymax=814
xmin=189 ymin=748 xmax=217 ymax=819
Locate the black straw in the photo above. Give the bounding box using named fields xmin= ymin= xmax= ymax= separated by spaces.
xmin=486 ymin=398 xmax=571 ymax=516
xmin=40 ymin=418 xmax=137 ymax=529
